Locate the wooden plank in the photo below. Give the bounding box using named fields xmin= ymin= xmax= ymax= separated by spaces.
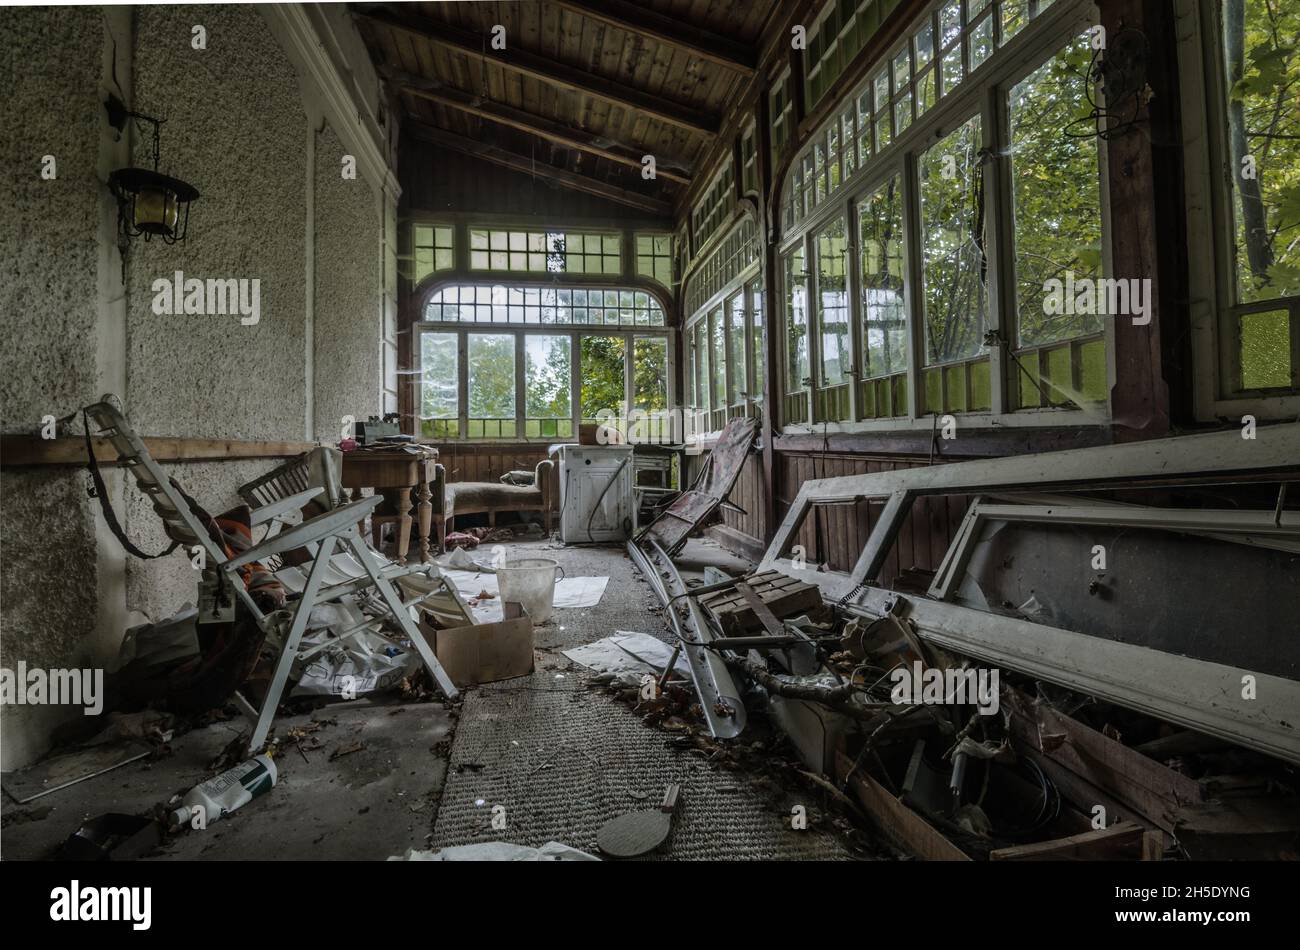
xmin=405 ymin=123 xmax=672 ymax=215
xmin=989 ymin=822 xmax=1147 ymax=861
xmin=734 ymin=581 xmax=785 ymax=638
xmin=393 ymin=74 xmax=692 ymax=185
xmin=1 ymin=435 xmax=315 ymax=468
xmin=355 ymin=6 xmax=720 ymax=135
xmin=834 ymin=751 xmax=969 ymax=861
xmin=1004 ymin=687 xmax=1206 ymax=823
xmin=550 ymin=0 xmax=757 ymax=73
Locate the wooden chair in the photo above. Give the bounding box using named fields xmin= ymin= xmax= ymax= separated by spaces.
xmin=237 ymin=447 xmax=344 ymax=567
xmin=85 ymin=399 xmax=459 ymax=749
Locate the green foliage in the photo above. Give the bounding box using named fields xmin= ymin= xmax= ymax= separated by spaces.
xmin=1009 ymin=32 xmax=1103 ymax=348
xmin=1225 ymin=0 xmax=1298 ymax=390
xmin=580 ymin=336 xmax=626 ymax=421
xmin=919 ymin=114 xmax=987 ymax=365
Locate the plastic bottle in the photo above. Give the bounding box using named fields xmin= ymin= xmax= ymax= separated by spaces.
xmin=168 ymin=754 xmax=277 ymax=830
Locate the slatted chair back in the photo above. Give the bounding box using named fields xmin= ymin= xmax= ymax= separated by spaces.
xmin=239 ymin=447 xmax=343 ymax=511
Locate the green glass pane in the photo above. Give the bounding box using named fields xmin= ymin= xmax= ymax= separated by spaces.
xmin=969 ymin=359 xmax=991 ymax=410
xmin=1045 ymin=345 xmax=1074 ymax=406
xmin=924 ymin=367 xmax=942 ymax=413
xmin=1017 ymin=351 xmax=1042 ymax=408
xmin=945 ymin=364 xmax=968 ymax=412
xmin=1240 ymin=309 xmax=1292 ymax=390
xmin=1079 ymin=338 xmax=1107 ymax=402
xmin=892 ymin=374 xmax=908 ymax=417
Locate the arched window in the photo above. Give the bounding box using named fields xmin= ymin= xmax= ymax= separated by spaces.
xmin=417 ymin=282 xmax=672 ymax=440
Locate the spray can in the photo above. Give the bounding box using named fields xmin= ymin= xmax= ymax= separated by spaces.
xmin=168 ymin=754 xmax=277 ymax=830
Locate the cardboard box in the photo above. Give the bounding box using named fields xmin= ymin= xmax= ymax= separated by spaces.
xmin=418 ymin=604 xmax=534 ymax=687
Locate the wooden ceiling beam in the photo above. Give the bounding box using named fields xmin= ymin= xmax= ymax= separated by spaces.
xmin=406 ymin=122 xmax=674 ymax=216
xmin=548 ymin=0 xmax=757 ymax=74
xmin=388 ymin=71 xmax=693 ymax=186
xmin=354 ymin=6 xmax=721 ymax=136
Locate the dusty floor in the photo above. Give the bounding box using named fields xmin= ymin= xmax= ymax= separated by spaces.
xmin=1 ymin=537 xmax=854 ymax=860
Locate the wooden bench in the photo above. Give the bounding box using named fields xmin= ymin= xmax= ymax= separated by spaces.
xmin=440 ymin=458 xmax=554 ymax=548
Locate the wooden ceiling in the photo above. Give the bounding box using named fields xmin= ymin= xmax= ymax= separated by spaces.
xmin=352 ymin=1 xmax=781 ymax=217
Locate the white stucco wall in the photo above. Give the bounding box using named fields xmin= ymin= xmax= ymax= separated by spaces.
xmin=0 ymin=3 xmax=396 ymax=767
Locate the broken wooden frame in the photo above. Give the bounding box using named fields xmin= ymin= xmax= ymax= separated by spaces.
xmin=759 ymin=426 xmax=1300 ymax=765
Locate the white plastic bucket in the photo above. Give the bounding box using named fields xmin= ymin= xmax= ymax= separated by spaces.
xmin=495 ymin=557 xmax=564 ymax=624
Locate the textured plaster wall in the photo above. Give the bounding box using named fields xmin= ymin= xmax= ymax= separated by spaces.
xmin=0 ymin=8 xmax=107 ymax=766
xmin=313 ymin=123 xmax=382 ymax=443
xmin=125 ymin=4 xmax=308 ymax=441
xmin=122 ymin=4 xmax=309 ymax=618
xmin=1 ymin=3 xmax=392 ymax=767
xmin=1 ymin=7 xmax=102 ymax=425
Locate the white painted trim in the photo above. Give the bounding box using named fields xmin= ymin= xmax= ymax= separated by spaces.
xmin=264 ymin=3 xmax=400 ymax=207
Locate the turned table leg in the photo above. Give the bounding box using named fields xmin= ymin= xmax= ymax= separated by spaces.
xmin=397 ymin=486 xmax=413 ymax=567
xmin=417 ymin=478 xmax=433 ymax=563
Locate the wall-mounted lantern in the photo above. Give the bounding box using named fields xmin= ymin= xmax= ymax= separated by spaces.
xmin=104 ymin=95 xmax=200 ymax=245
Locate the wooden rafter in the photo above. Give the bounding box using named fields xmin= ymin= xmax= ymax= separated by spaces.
xmin=406 ymin=122 xmax=673 ymax=216
xmin=549 ymin=0 xmax=757 ymax=74
xmin=354 ymin=6 xmax=720 ymax=135
xmin=389 ymin=71 xmax=692 ymax=186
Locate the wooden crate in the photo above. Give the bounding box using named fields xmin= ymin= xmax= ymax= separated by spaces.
xmin=699 ymin=571 xmax=826 ymax=635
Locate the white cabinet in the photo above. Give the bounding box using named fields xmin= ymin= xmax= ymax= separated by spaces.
xmin=552 ymin=444 xmax=635 ymax=543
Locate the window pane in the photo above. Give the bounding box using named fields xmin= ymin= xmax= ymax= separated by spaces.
xmin=859 ymin=175 xmax=908 ymax=379
xmin=816 ymin=217 xmax=850 ymax=384
xmin=1222 ymin=0 xmax=1300 ymax=303
xmin=728 ymin=293 xmax=747 ymax=402
xmin=919 ymin=115 xmax=987 ymax=365
xmin=785 ymin=247 xmax=810 ymax=391
xmin=467 ymin=334 xmax=515 ymax=435
xmin=525 ymin=335 xmax=571 ymax=425
xmin=1239 ymin=309 xmax=1293 ymax=389
xmin=710 ymin=306 xmax=727 ymax=408
xmin=695 ymin=320 xmax=709 ymax=408
xmin=634 ymin=337 xmax=668 ymax=411
xmin=581 ymin=336 xmax=626 ymax=422
xmin=420 ymin=333 xmax=458 ymax=437
xmin=1010 ymin=33 xmax=1104 ymax=348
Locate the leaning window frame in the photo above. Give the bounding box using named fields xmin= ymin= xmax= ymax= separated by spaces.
xmin=1175 ymin=0 xmax=1300 ymax=421
xmin=415 ymin=280 xmax=676 ymax=443
xmin=775 ymin=0 xmax=1112 ymax=435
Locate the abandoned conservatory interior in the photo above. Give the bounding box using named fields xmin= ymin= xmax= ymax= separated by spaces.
xmin=2 ymin=0 xmax=1298 ymax=871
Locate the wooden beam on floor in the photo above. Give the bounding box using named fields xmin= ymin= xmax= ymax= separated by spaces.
xmin=989 ymin=822 xmax=1149 ymax=861
xmin=549 ymin=0 xmax=757 ymax=74
xmin=354 ymin=6 xmax=720 ymax=135
xmin=834 ymin=751 xmax=969 ymax=861
xmin=390 ymin=73 xmax=692 ymax=186
xmin=405 ymin=123 xmax=673 ymax=216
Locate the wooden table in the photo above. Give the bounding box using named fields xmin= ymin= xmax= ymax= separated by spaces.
xmin=340 ymin=449 xmax=439 ymax=565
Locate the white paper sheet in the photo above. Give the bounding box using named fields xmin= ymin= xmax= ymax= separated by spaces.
xmin=563 ymin=631 xmax=689 ymax=677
